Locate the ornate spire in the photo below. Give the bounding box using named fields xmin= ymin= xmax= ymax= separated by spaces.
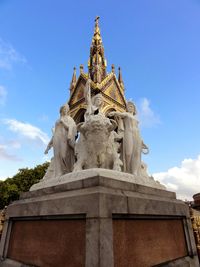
xmin=111 ymin=64 xmax=115 ymax=73
xmin=118 ymin=67 xmax=124 ymax=90
xmin=80 ymin=64 xmax=84 ymax=74
xmin=93 ymin=16 xmax=101 ymax=45
xmin=88 ymin=16 xmax=107 ymax=83
xmin=68 ymin=18 xmax=127 ymax=122
xmin=70 ymin=67 xmax=77 ymax=94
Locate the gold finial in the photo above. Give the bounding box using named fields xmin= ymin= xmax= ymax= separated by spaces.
xmin=93 ymin=16 xmax=101 ymax=42
xmin=111 ymin=64 xmax=115 ymax=73
xmin=73 ymin=67 xmax=76 ymax=77
xmin=95 ymin=16 xmax=100 ymax=30
xmin=80 ymin=64 xmax=84 ymax=74
xmin=95 ymin=16 xmax=100 ymax=24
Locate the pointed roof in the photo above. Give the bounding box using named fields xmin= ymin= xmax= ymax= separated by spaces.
xmin=92 ymin=16 xmax=102 ymax=46
xmin=118 ymin=67 xmax=124 ymax=90
xmin=88 ymin=16 xmax=107 ymax=83
xmin=70 ymin=67 xmax=77 ymax=93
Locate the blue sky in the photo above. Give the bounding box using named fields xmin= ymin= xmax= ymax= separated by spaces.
xmin=0 ymin=0 xmax=200 ymax=200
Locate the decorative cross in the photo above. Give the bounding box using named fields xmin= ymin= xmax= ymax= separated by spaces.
xmin=95 ymin=16 xmax=100 ymax=24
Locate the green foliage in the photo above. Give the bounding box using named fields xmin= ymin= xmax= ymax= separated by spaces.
xmin=0 ymin=162 xmax=49 ymax=209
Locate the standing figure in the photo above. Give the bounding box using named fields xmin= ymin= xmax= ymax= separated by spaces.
xmin=109 ymin=101 xmax=148 ymax=176
xmin=84 ymin=79 xmax=104 ymax=120
xmin=45 ymin=104 xmax=77 ymax=177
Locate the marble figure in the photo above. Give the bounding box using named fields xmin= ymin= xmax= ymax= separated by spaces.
xmin=45 ymin=104 xmax=77 ymax=177
xmin=108 ymin=101 xmax=148 ymax=176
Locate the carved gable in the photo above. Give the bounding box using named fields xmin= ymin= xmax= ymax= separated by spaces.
xmin=68 ymin=77 xmax=86 ymax=107
xmin=103 ymin=76 xmax=126 ymax=108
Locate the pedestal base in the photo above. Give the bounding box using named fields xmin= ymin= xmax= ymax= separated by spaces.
xmin=0 ymin=170 xmax=199 ymax=267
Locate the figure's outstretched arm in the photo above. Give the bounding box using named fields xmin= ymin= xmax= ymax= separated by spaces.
xmin=84 ymin=79 xmax=92 ymax=117
xmin=44 ymin=137 xmax=53 ymax=154
xmin=142 ymin=141 xmax=149 ymax=154
xmin=108 ymin=111 xmax=126 ymax=119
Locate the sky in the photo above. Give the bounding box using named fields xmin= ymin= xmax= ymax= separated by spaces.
xmin=0 ymin=0 xmax=200 ymax=200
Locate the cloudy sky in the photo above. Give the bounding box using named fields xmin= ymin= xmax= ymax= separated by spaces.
xmin=0 ymin=0 xmax=200 ymax=200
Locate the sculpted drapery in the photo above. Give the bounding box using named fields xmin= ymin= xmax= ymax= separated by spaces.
xmin=45 ymin=104 xmax=77 ymax=177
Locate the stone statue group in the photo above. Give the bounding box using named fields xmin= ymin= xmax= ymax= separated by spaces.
xmin=44 ymin=80 xmax=149 ymax=180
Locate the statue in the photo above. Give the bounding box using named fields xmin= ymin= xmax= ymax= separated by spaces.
xmin=73 ymin=114 xmax=122 ymax=171
xmin=45 ymin=104 xmax=77 ymax=177
xmin=84 ymin=79 xmax=104 ymax=120
xmin=108 ymin=101 xmax=148 ymax=176
xmin=42 ymin=157 xmax=55 ymax=180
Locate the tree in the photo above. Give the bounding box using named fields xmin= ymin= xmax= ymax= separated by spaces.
xmin=0 ymin=162 xmax=49 ymax=209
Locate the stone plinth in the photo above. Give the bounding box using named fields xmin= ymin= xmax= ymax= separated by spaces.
xmin=0 ymin=169 xmax=199 ymax=267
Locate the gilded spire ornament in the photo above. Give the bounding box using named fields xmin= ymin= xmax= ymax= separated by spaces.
xmin=80 ymin=64 xmax=84 ymax=74
xmin=93 ymin=16 xmax=101 ymax=44
xmin=111 ymin=64 xmax=115 ymax=73
xmin=88 ymin=16 xmax=107 ymax=83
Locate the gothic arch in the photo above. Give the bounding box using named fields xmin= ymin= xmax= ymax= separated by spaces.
xmin=74 ymin=108 xmax=86 ymax=124
xmin=104 ymin=107 xmax=117 ymax=117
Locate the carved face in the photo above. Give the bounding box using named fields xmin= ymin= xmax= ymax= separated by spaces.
xmin=60 ymin=105 xmax=69 ymax=116
xmin=127 ymin=102 xmax=136 ymax=115
xmin=93 ymin=94 xmax=103 ymax=108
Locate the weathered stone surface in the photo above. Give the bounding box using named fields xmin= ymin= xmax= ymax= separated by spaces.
xmin=7 ymin=219 xmax=85 ymax=267
xmin=108 ymin=101 xmax=149 ymax=176
xmin=113 ymin=219 xmax=188 ymax=267
xmin=30 ymin=168 xmax=166 ymax=191
xmin=0 ymin=173 xmax=199 ymax=267
xmin=44 ymin=104 xmax=77 ymax=179
xmin=74 ymin=109 xmax=122 ymax=172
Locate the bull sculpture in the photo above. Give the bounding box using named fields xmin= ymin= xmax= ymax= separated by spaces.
xmin=73 ymin=114 xmax=122 ymax=171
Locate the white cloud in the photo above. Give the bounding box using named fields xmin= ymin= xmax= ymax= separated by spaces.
xmin=137 ymin=98 xmax=160 ymax=128
xmin=0 ymin=144 xmax=21 ymax=161
xmin=0 ymin=38 xmax=26 ymax=70
xmin=153 ymin=155 xmax=200 ymax=201
xmin=3 ymin=119 xmax=49 ymax=146
xmin=7 ymin=140 xmax=21 ymax=149
xmin=0 ymin=136 xmax=21 ymax=150
xmin=0 ymin=85 xmax=7 ymax=105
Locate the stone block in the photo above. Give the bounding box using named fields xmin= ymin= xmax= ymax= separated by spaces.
xmin=0 ymin=172 xmax=199 ymax=267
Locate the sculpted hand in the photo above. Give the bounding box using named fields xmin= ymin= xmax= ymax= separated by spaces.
xmin=142 ymin=142 xmax=149 ymax=154
xmin=44 ymin=148 xmax=49 ymax=154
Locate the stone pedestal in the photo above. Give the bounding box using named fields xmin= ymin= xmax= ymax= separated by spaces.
xmin=0 ymin=169 xmax=199 ymax=267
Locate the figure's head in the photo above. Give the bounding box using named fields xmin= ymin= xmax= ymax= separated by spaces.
xmin=60 ymin=104 xmax=69 ymax=116
xmin=126 ymin=101 xmax=136 ymax=114
xmin=92 ymin=93 xmax=103 ymax=108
